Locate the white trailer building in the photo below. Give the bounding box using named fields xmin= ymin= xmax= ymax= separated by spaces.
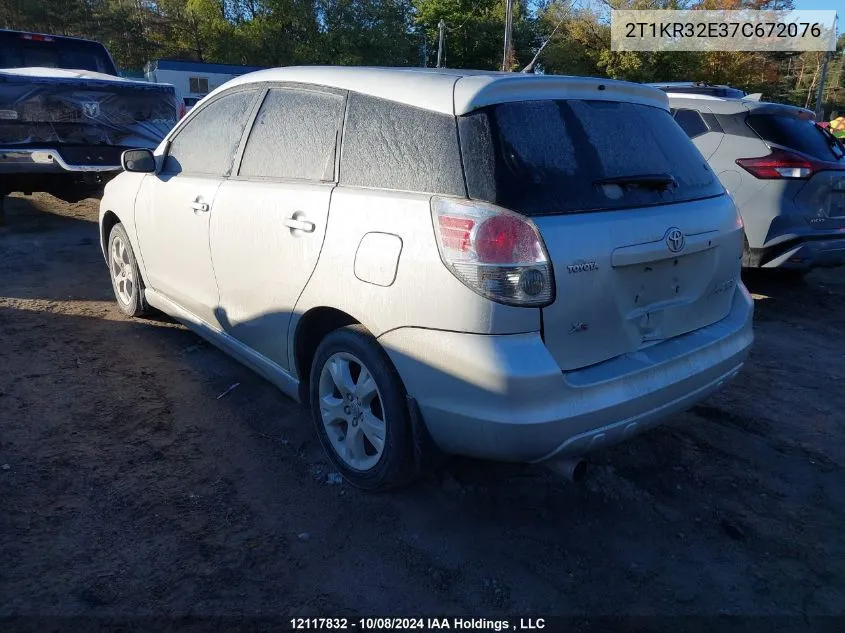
xmin=144 ymin=59 xmax=265 ymax=112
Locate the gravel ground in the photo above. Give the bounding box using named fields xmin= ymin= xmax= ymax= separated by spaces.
xmin=1 ymin=193 xmax=844 ymax=630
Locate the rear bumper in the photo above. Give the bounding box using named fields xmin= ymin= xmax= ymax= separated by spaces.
xmin=759 ymin=236 xmax=845 ymax=269
xmin=379 ymin=285 xmax=754 ymax=463
xmin=0 ymin=148 xmax=121 ymax=173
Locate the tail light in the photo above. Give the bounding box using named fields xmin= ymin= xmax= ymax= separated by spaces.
xmin=735 ymin=148 xmax=835 ymax=180
xmin=431 ymin=197 xmax=554 ymax=307
xmin=20 ymin=33 xmax=55 ymax=42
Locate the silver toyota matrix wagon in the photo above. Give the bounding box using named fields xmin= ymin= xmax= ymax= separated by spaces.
xmin=100 ymin=67 xmax=754 ymax=489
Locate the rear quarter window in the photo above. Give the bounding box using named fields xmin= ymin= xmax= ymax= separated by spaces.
xmin=747 ymin=114 xmax=843 ymax=162
xmin=674 ymin=109 xmax=709 ymax=138
xmin=339 ymin=92 xmax=465 ymax=195
xmin=459 ymin=99 xmax=723 ymax=216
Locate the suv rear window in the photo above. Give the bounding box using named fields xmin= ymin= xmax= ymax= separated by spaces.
xmin=747 ymin=114 xmax=844 ymax=162
xmin=0 ymin=32 xmax=117 ymax=75
xmin=458 ymin=99 xmax=723 ymax=216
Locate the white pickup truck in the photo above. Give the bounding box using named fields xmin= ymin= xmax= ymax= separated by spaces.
xmin=0 ymin=29 xmax=178 ymax=221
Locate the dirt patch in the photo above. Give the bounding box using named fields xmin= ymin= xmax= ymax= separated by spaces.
xmin=1 ymin=193 xmax=843 ymax=625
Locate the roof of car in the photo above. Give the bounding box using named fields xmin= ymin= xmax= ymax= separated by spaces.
xmin=649 ymin=82 xmax=737 ymax=88
xmin=213 ymin=66 xmax=669 ymax=116
xmin=666 ymin=92 xmax=815 ymax=117
xmin=146 ymin=59 xmax=267 ymax=75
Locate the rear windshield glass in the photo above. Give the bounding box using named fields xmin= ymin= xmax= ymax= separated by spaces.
xmin=0 ymin=33 xmax=117 ymax=75
xmin=747 ymin=114 xmax=844 ymax=162
xmin=458 ymin=99 xmax=723 ymax=216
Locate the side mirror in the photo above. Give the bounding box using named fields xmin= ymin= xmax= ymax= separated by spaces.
xmin=121 ymin=149 xmax=156 ymax=173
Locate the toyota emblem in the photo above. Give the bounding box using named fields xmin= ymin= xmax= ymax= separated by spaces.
xmin=665 ymin=227 xmax=685 ymax=253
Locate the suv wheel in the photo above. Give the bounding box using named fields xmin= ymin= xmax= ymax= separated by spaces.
xmin=108 ymin=223 xmax=149 ymax=317
xmin=309 ymin=325 xmax=413 ymax=491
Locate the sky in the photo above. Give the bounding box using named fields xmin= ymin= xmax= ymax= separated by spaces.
xmin=792 ymin=0 xmax=840 ymax=12
xmin=791 ymin=0 xmax=840 ymax=37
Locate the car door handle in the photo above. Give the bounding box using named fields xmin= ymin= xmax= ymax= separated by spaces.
xmin=284 ymin=217 xmax=315 ymax=233
xmin=190 ymin=201 xmax=209 ymax=213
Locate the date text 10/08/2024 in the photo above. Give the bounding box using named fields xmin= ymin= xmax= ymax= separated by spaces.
xmin=290 ymin=618 xmax=547 ymax=631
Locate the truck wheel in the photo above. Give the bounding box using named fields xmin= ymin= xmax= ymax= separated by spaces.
xmin=309 ymin=325 xmax=415 ymax=491
xmin=108 ymin=223 xmax=149 ymax=317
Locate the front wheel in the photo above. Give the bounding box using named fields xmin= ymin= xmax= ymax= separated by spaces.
xmin=309 ymin=325 xmax=414 ymax=491
xmin=108 ymin=223 xmax=149 ymax=317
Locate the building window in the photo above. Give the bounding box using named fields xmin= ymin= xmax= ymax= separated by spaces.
xmin=189 ymin=77 xmax=209 ymax=94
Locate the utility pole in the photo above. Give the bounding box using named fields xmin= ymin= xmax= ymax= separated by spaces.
xmin=814 ymin=51 xmax=831 ymax=120
xmin=436 ymin=20 xmax=446 ymax=68
xmin=502 ymin=0 xmax=514 ymax=72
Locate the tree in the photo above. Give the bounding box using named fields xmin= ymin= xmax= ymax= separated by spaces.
xmin=413 ymin=0 xmax=534 ymax=70
xmin=316 ymin=0 xmax=418 ymax=66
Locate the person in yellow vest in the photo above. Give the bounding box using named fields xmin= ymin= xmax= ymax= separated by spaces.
xmin=830 ymin=116 xmax=845 ymax=139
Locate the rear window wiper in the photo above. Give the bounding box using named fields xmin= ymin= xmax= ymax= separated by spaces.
xmin=593 ymin=173 xmax=678 ymax=191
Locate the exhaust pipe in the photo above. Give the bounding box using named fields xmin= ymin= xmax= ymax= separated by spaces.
xmin=545 ymin=458 xmax=588 ymax=484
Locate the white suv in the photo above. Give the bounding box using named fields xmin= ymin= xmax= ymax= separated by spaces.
xmin=100 ymin=67 xmax=754 ymax=490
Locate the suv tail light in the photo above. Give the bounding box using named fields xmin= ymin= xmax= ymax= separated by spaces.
xmin=735 ymin=148 xmax=842 ymax=180
xmin=431 ymin=197 xmax=554 ymax=307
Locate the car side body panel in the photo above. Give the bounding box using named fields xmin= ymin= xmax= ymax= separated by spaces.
xmin=98 ymin=171 xmax=148 ymax=279
xmin=288 ymin=187 xmax=541 ymax=377
xmin=210 ymin=179 xmax=335 ymax=371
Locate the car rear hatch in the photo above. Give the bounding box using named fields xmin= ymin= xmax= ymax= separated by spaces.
xmin=0 ymin=70 xmax=177 ymax=163
xmin=459 ymin=97 xmax=742 ymax=371
xmin=742 ymin=105 xmax=845 ymax=223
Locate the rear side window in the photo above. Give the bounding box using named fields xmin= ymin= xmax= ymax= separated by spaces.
xmin=674 ymin=109 xmax=709 ymax=138
xmin=239 ymin=88 xmax=344 ymax=181
xmin=340 ymin=92 xmax=465 ymax=195
xmin=459 ymin=100 xmax=723 ymax=216
xmin=164 ymin=89 xmax=257 ymax=177
xmin=747 ymin=114 xmax=843 ymax=161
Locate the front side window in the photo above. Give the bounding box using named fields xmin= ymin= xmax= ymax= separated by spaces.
xmin=164 ymin=89 xmax=258 ymax=177
xmin=239 ymin=88 xmax=345 ymax=182
xmin=459 ymin=99 xmax=723 ymax=216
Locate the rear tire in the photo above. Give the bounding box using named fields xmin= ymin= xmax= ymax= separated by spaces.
xmin=108 ymin=223 xmax=150 ymax=317
xmin=309 ymin=325 xmax=415 ymax=491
